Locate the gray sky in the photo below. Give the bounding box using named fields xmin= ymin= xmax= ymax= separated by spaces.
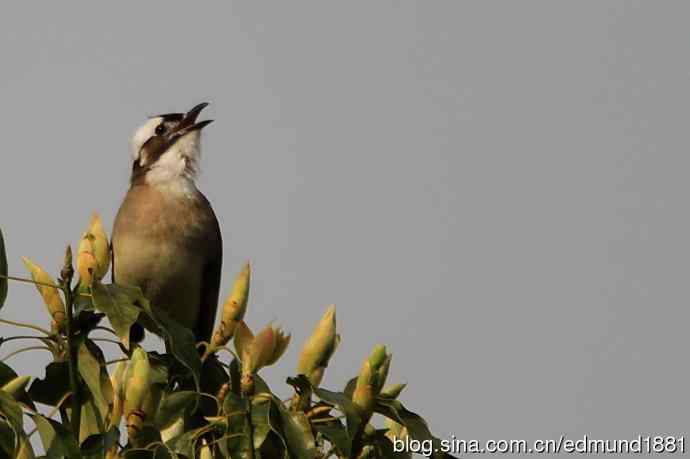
xmin=1 ymin=2 xmax=688 ymax=456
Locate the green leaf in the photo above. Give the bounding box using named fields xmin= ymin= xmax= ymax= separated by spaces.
xmin=154 ymin=391 xmax=198 ymax=430
xmin=80 ymin=400 xmax=102 ymax=445
xmin=374 ymin=397 xmax=444 ymax=455
xmin=130 ymin=425 xmax=162 ymax=450
xmin=0 ymin=228 xmax=7 ymax=310
xmin=222 ymin=392 xmax=252 ymax=458
xmin=78 ymin=342 xmax=108 ymax=418
xmin=288 ymin=374 xmax=361 ymax=444
xmin=313 ymin=419 xmax=351 ymax=458
xmin=0 ymin=420 xmax=15 ymax=458
xmin=0 ymin=392 xmax=22 ymax=437
xmin=0 ymin=363 xmax=17 ymax=388
xmin=368 ymin=429 xmax=413 ymax=459
xmin=31 ymin=414 xmax=81 ymax=459
xmin=313 ymin=388 xmax=361 ymax=442
xmin=128 ymin=285 xmax=201 ymax=390
xmin=124 ymin=449 xmax=155 ymax=459
xmin=274 ymin=402 xmax=316 ymax=459
xmin=167 ymin=424 xmax=213 ymax=457
xmin=250 ymin=397 xmax=283 ymax=452
xmin=343 ymin=377 xmax=357 ymax=399
xmin=28 ymin=361 xmax=71 ymax=406
xmin=80 ymin=427 xmax=119 ymax=458
xmin=0 ymin=362 xmax=35 ymax=410
xmin=91 ymin=282 xmax=141 ymax=349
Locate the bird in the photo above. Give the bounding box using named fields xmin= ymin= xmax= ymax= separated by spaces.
xmin=111 ymin=103 xmax=222 ymax=345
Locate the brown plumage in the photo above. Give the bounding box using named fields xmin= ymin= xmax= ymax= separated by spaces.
xmin=111 ymin=103 xmax=222 ymax=343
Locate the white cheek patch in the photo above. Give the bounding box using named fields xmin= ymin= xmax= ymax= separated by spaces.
xmin=131 ymin=117 xmax=163 ymax=162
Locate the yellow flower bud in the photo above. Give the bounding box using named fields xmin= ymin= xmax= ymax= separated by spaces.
xmin=237 ymin=323 xmax=291 ymax=377
xmin=353 ymin=345 xmax=391 ymax=420
xmin=124 ymin=348 xmax=151 ymax=438
xmin=199 ymin=439 xmax=213 ymax=459
xmin=21 ymin=257 xmax=66 ymax=330
xmin=87 ymin=213 xmax=110 ymax=280
xmin=211 ymin=262 xmax=250 ymax=349
xmin=108 ymin=360 xmax=127 ymax=429
xmin=380 ymin=383 xmax=406 ymax=399
xmin=234 ymin=320 xmax=254 ymax=361
xmin=77 ymin=233 xmax=98 ymax=287
xmin=297 ymin=305 xmax=340 ymax=387
xmin=1 ymin=375 xmax=30 ymax=398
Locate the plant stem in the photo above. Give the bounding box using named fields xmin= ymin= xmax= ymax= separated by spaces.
xmin=0 ymin=273 xmax=62 ymax=290
xmin=60 ymin=246 xmax=81 ymax=437
xmin=91 ymin=338 xmax=122 ymax=346
xmin=0 ymin=318 xmax=52 ymax=335
xmin=245 ymin=398 xmax=255 ymax=459
xmin=0 ymin=335 xmax=54 ymax=344
xmin=0 ymin=346 xmax=51 ymax=362
xmin=63 ymin=283 xmax=81 ymax=436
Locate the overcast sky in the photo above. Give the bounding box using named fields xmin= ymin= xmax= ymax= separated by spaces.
xmin=1 ymin=2 xmax=689 ymax=456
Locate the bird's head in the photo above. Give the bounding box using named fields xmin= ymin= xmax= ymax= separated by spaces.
xmin=130 ymin=103 xmax=213 ymax=190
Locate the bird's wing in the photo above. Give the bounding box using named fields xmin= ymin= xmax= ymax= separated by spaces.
xmin=195 ymin=194 xmax=223 ymax=343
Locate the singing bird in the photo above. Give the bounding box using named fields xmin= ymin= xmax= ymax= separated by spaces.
xmin=112 ymin=103 xmax=222 ymax=344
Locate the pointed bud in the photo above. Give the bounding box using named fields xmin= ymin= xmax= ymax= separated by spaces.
xmin=211 ymin=262 xmax=250 ymax=349
xmin=77 ymin=233 xmax=98 ymax=287
xmin=124 ymin=348 xmax=151 ymax=439
xmin=87 ymin=213 xmax=110 ymax=280
xmin=353 ymin=345 xmax=391 ymax=420
xmin=1 ymin=375 xmax=30 ymax=398
xmin=297 ymin=305 xmax=340 ymax=387
xmin=108 ymin=360 xmax=127 ymax=429
xmin=21 ymin=257 xmax=66 ymax=331
xmin=380 ymin=383 xmax=406 ymax=399
xmin=238 ymin=323 xmax=291 ymax=385
xmin=199 ymin=439 xmax=213 ymax=459
xmin=234 ymin=320 xmax=254 ymax=361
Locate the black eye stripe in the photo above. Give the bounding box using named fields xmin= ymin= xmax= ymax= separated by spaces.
xmin=155 ymin=123 xmax=166 ymax=135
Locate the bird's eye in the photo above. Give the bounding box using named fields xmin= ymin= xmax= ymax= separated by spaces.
xmin=155 ymin=123 xmax=166 ymax=135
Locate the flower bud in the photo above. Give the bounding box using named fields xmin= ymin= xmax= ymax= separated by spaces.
xmin=236 ymin=322 xmax=290 ymax=393
xmin=1 ymin=375 xmax=30 ymax=398
xmin=297 ymin=305 xmax=340 ymax=387
xmin=108 ymin=360 xmax=127 ymax=429
xmin=87 ymin=213 xmax=110 ymax=280
xmin=77 ymin=233 xmax=98 ymax=287
xmin=21 ymin=257 xmax=66 ymax=331
xmin=352 ymin=345 xmax=391 ymax=421
xmin=124 ymin=348 xmax=151 ymax=439
xmin=380 ymin=383 xmax=406 ymax=399
xmin=234 ymin=320 xmax=254 ymax=360
xmin=210 ymin=262 xmax=250 ymax=349
xmin=199 ymin=439 xmax=213 ymax=459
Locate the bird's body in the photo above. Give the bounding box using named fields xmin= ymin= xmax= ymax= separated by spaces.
xmin=111 ymin=103 xmax=222 ymax=343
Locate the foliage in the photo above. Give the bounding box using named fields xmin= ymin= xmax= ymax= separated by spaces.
xmin=0 ymin=219 xmax=454 ymax=458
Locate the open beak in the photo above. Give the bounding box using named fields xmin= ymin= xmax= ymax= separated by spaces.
xmin=174 ymin=102 xmax=213 ymax=134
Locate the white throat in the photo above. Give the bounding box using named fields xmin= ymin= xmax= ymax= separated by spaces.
xmin=130 ymin=118 xmax=203 ymax=198
xmin=146 ymin=133 xmax=202 ymax=197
